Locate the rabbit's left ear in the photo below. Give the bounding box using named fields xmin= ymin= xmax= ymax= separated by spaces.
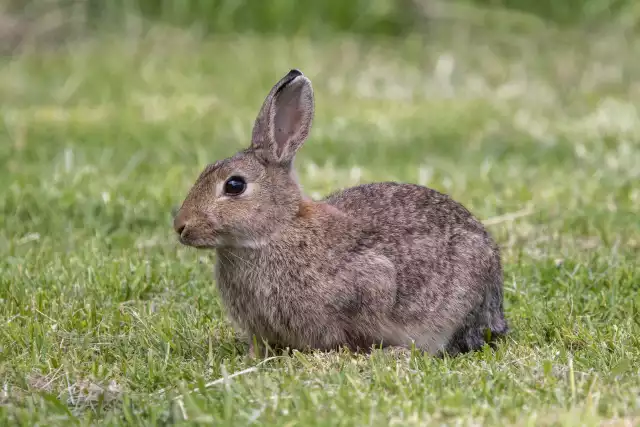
xmin=250 ymin=69 xmax=314 ymax=166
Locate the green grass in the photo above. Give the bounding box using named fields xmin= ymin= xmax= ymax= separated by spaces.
xmin=1 ymin=23 xmax=639 ymax=426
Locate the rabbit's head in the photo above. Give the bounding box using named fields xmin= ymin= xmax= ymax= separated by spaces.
xmin=174 ymin=69 xmax=315 ymax=248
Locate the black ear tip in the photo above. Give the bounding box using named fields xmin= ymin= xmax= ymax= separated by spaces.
xmin=273 ymin=69 xmax=308 ymax=95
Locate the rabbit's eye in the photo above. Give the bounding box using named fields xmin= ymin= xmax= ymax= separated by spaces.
xmin=223 ymin=176 xmax=247 ymax=196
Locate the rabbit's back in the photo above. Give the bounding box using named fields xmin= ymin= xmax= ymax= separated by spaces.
xmin=324 ymin=182 xmax=497 ymax=268
xmin=325 ymin=182 xmax=486 ymax=236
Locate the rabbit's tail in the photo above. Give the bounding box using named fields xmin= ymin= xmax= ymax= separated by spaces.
xmin=443 ymin=284 xmax=509 ymax=356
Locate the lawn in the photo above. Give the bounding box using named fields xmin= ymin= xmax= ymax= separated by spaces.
xmin=0 ymin=22 xmax=639 ymax=426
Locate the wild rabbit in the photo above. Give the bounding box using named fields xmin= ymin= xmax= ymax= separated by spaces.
xmin=173 ymin=69 xmax=508 ymax=356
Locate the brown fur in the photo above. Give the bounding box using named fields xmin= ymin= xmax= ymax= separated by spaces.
xmin=174 ymin=69 xmax=508 ymax=356
xmin=296 ymin=200 xmax=316 ymax=219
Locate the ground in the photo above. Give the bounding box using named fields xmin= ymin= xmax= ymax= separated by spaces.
xmin=0 ymin=23 xmax=639 ymax=426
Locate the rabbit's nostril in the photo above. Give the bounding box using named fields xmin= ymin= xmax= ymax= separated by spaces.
xmin=173 ymin=210 xmax=188 ymax=236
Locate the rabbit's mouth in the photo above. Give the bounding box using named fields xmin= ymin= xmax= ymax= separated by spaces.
xmin=179 ymin=233 xmax=267 ymax=250
xmin=178 ymin=238 xmax=213 ymax=250
xmin=181 ymin=234 xmax=269 ymax=250
xmin=177 ymin=229 xmax=219 ymax=249
xmin=180 ymin=240 xmax=216 ymax=250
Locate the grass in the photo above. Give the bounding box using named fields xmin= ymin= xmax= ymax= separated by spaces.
xmin=0 ymin=21 xmax=639 ymax=426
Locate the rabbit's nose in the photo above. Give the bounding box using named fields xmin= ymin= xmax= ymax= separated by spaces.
xmin=175 ymin=222 xmax=186 ymax=236
xmin=173 ymin=213 xmax=187 ymax=236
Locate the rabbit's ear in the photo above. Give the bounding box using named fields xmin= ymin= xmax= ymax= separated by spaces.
xmin=250 ymin=69 xmax=314 ymax=165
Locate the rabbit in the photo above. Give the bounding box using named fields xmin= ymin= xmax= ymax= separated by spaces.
xmin=173 ymin=69 xmax=508 ymax=357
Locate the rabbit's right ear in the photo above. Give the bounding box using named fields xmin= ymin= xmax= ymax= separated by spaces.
xmin=250 ymin=69 xmax=314 ymax=166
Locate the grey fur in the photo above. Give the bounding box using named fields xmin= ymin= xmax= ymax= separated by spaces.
xmin=173 ymin=69 xmax=508 ymax=356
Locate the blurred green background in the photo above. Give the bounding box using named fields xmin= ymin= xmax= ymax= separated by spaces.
xmin=3 ymin=0 xmax=639 ymax=39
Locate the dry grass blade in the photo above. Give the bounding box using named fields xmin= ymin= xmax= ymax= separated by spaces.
xmin=483 ymin=207 xmax=535 ymax=226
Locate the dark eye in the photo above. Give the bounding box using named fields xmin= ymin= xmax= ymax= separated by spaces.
xmin=224 ymin=176 xmax=246 ymax=196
